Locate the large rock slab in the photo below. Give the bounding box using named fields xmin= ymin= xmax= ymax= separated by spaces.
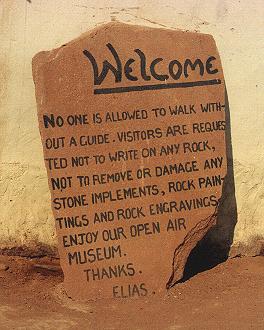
xmin=32 ymin=22 xmax=227 ymax=300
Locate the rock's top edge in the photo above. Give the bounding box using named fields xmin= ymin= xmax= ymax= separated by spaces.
xmin=32 ymin=21 xmax=214 ymax=69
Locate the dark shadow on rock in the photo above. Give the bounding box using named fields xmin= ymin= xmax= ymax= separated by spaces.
xmin=180 ymin=89 xmax=238 ymax=282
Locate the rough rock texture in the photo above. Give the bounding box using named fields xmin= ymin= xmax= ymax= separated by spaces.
xmin=167 ymin=206 xmax=218 ymax=288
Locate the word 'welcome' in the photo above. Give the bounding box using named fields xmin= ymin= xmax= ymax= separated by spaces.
xmin=83 ymin=43 xmax=220 ymax=94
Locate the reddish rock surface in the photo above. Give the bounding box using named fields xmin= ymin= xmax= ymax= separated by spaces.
xmin=32 ymin=22 xmax=227 ymax=300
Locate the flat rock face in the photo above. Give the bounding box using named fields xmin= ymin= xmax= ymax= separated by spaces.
xmin=32 ymin=22 xmax=227 ymax=300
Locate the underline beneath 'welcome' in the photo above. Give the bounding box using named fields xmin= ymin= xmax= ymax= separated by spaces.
xmin=94 ymin=79 xmax=222 ymax=95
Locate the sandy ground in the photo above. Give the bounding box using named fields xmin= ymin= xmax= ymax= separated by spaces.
xmin=0 ymin=255 xmax=263 ymax=330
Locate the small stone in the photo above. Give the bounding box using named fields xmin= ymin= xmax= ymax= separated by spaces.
xmin=0 ymin=263 xmax=9 ymax=271
xmin=33 ymin=263 xmax=61 ymax=272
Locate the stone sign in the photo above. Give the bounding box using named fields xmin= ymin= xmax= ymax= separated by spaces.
xmin=32 ymin=22 xmax=227 ymax=300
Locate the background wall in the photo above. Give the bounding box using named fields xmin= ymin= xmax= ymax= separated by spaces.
xmin=0 ymin=0 xmax=263 ymax=256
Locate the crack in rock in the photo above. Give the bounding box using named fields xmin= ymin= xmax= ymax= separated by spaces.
xmin=166 ymin=202 xmax=219 ymax=289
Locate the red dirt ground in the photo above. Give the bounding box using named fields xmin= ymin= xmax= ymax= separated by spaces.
xmin=0 ymin=255 xmax=263 ymax=329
